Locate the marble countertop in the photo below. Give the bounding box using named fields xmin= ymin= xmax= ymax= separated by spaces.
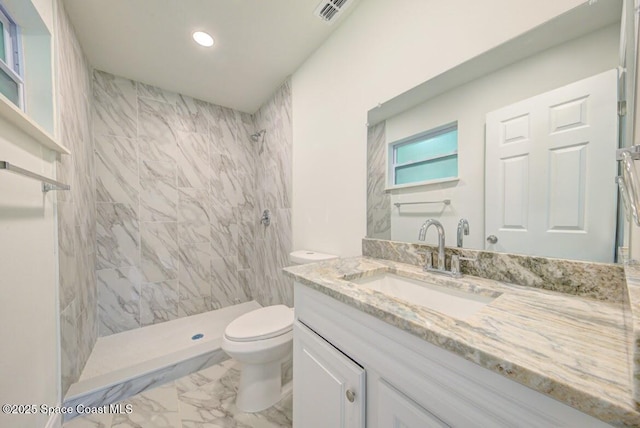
xmin=284 ymin=256 xmax=640 ymax=427
xmin=624 ymin=263 xmax=640 ymax=408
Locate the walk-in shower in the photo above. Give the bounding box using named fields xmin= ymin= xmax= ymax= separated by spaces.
xmin=63 ymin=302 xmax=261 ymax=421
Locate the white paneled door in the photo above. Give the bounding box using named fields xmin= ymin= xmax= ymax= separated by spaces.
xmin=485 ymin=69 xmax=618 ymax=262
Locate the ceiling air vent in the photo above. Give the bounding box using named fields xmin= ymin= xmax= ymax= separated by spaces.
xmin=314 ymin=0 xmax=352 ymax=25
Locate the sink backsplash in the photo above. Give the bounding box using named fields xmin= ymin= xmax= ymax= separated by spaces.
xmin=362 ymin=238 xmax=625 ymax=303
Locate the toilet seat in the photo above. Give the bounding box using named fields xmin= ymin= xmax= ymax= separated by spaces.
xmin=224 ymin=305 xmax=293 ymax=342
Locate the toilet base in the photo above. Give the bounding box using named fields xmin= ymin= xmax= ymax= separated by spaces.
xmin=236 ymin=360 xmax=283 ymax=413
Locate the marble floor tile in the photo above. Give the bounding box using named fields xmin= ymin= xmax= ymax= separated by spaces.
xmin=112 ymin=383 xmax=180 ymax=428
xmin=64 ymin=359 xmax=292 ymax=428
xmin=178 ymin=361 xmax=291 ymax=428
xmin=174 ymin=360 xmax=237 ymax=395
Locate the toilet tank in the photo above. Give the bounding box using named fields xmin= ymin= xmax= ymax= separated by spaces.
xmin=289 ymin=250 xmax=337 ymax=265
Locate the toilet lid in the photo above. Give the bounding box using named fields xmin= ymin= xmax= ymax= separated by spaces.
xmin=225 ymin=305 xmax=294 ymax=342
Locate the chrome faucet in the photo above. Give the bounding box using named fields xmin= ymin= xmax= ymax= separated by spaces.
xmin=418 ymin=219 xmax=446 ymax=270
xmin=457 ymin=218 xmax=469 ymax=248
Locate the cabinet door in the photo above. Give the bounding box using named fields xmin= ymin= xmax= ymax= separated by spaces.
xmin=378 ymin=380 xmax=450 ymax=428
xmin=293 ymin=321 xmax=365 ymax=428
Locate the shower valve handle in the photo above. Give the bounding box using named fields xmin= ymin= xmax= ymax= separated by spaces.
xmin=260 ymin=209 xmax=271 ymax=226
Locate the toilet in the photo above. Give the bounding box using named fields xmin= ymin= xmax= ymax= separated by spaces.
xmin=222 ymin=250 xmax=337 ymax=412
xmin=289 ymin=250 xmax=338 ymax=265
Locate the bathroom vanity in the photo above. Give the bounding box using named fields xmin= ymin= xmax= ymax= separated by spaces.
xmin=285 ymin=0 xmax=640 ymax=425
xmin=284 ymin=250 xmax=640 ymax=427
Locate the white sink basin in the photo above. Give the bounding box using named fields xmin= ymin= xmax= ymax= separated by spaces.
xmin=351 ymin=273 xmax=497 ymax=320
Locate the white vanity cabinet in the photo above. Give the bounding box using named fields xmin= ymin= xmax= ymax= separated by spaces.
xmin=293 ymin=282 xmax=613 ymax=428
xmin=377 ymin=380 xmax=450 ymax=427
xmin=293 ymin=321 xmax=365 ymax=428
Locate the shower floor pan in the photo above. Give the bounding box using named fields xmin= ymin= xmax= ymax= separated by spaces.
xmin=63 ymin=301 xmax=260 ymax=420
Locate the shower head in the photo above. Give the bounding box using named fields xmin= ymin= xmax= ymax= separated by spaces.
xmin=250 ymin=129 xmax=266 ymax=142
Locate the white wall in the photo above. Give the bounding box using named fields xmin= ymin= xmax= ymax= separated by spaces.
xmin=385 ymin=24 xmax=619 ymax=248
xmin=4 ymin=0 xmax=53 ymax=32
xmin=0 ymin=1 xmax=60 ymax=427
xmin=0 ymin=117 xmax=59 ymax=427
xmin=291 ymin=0 xmax=584 ymax=257
xmin=21 ymin=0 xmax=54 ymax=32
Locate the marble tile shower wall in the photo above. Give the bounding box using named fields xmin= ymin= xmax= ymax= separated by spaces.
xmin=55 ymin=0 xmax=98 ymax=395
xmin=93 ymin=70 xmax=258 ymax=335
xmin=253 ymin=80 xmax=293 ymax=307
xmin=366 ymin=121 xmax=391 ymax=239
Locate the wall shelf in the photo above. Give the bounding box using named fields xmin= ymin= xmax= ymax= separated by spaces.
xmin=0 ymin=92 xmax=70 ymax=155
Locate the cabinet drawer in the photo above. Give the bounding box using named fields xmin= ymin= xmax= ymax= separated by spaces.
xmin=378 ymin=380 xmax=450 ymax=428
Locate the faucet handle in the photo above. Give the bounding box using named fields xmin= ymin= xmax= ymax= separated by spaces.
xmin=451 ymin=255 xmax=461 ymax=274
xmin=421 ymin=251 xmax=433 ymax=269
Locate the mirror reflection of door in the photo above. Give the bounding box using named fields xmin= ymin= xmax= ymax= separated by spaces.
xmin=485 ymin=69 xmax=618 ymax=263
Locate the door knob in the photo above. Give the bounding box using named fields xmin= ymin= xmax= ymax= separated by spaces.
xmin=486 ymin=235 xmax=498 ymax=244
xmin=346 ymin=389 xmax=356 ymax=403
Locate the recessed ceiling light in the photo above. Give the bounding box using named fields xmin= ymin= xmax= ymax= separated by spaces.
xmin=192 ymin=31 xmax=214 ymax=47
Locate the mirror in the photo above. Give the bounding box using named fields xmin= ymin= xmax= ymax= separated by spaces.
xmin=366 ymin=0 xmax=635 ymax=263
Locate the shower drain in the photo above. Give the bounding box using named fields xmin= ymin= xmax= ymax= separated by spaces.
xmin=191 ymin=333 xmax=204 ymax=340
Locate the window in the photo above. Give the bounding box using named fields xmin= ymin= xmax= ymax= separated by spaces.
xmin=0 ymin=5 xmax=22 ymax=108
xmin=388 ymin=122 xmax=458 ymax=188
